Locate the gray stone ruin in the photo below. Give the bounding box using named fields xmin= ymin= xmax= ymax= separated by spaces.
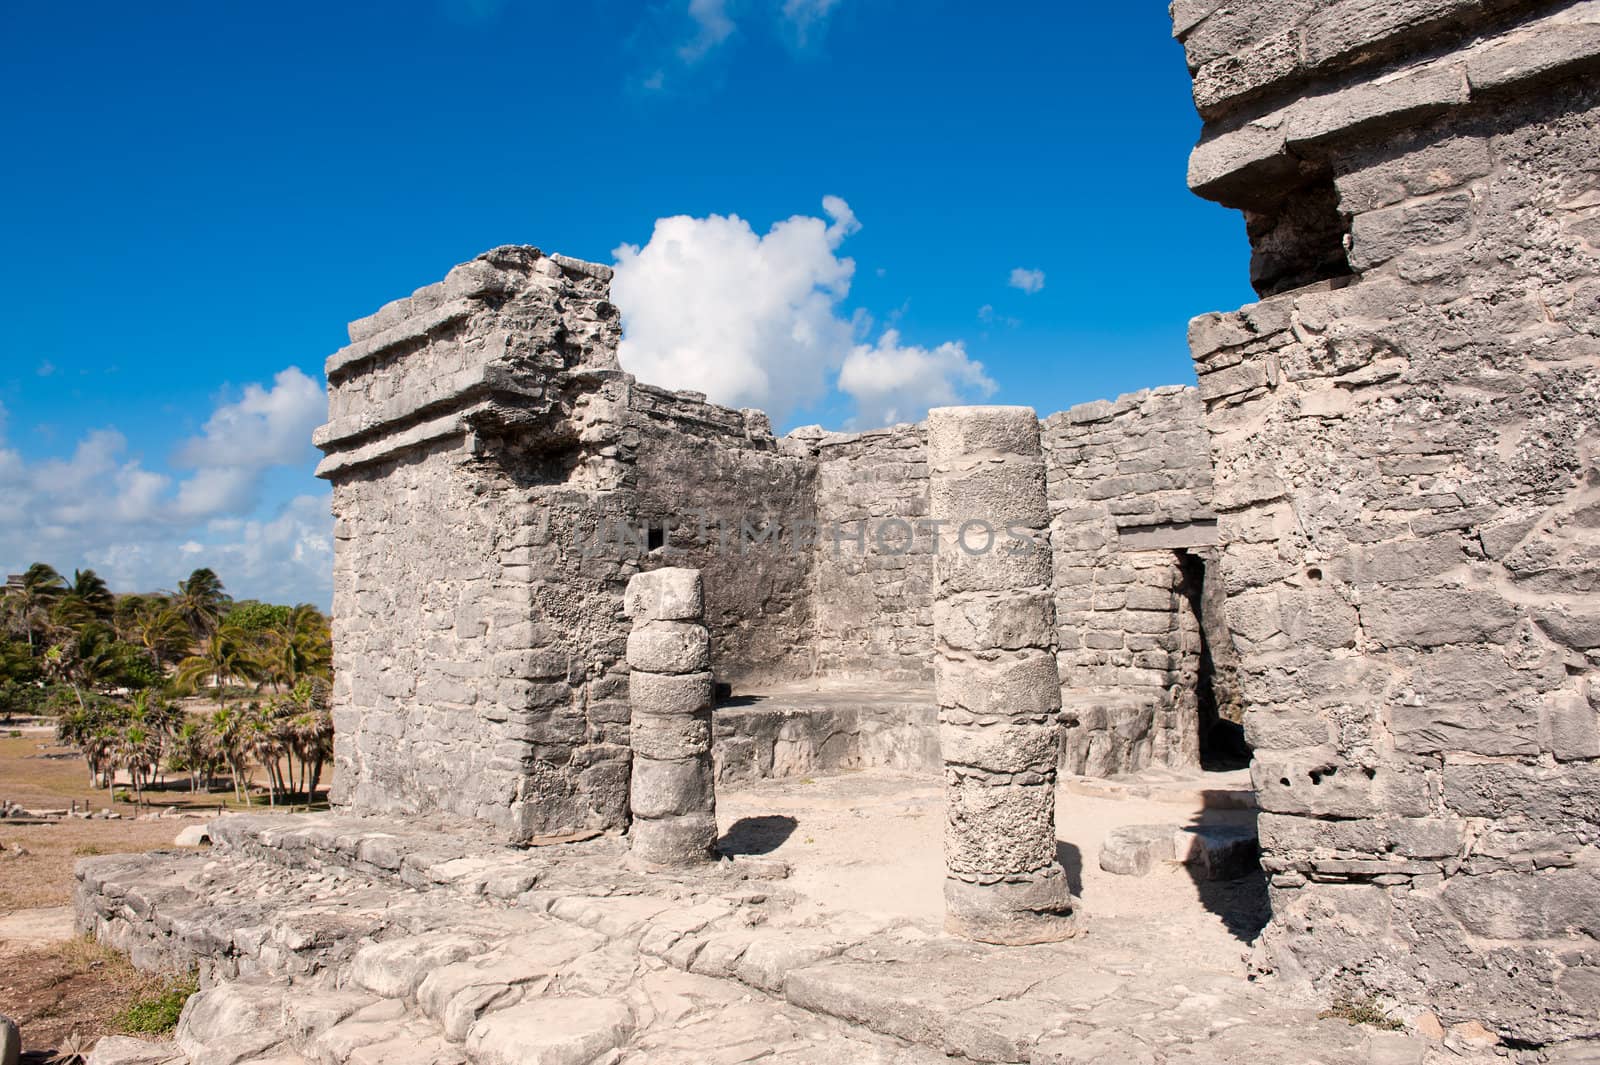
xmin=70 ymin=1 xmax=1600 ymax=1058
xmin=928 ymin=406 xmax=1076 ymax=944
xmin=624 ymin=567 xmax=718 ymax=867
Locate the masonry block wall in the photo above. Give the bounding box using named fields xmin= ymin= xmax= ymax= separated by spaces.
xmin=313 ymin=249 xmax=1240 ymax=843
xmin=316 ymin=247 xmax=636 ymax=842
xmin=804 ymin=424 xmax=935 ymax=682
xmin=1176 ymin=0 xmax=1600 ymax=1045
xmin=1041 ymin=387 xmax=1237 ymax=775
xmin=626 ymin=384 xmax=816 ymax=687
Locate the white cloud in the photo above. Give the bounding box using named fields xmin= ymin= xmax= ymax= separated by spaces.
xmin=679 ymin=0 xmax=735 ymax=62
xmin=0 ymin=367 xmax=333 ymax=606
xmin=613 ymin=198 xmax=996 ymax=427
xmin=612 ymin=198 xmax=860 ymax=422
xmin=83 ymin=494 xmax=333 ymax=607
xmin=781 ymin=0 xmax=843 ymax=45
xmin=644 ymin=0 xmax=843 ymax=90
xmin=176 ymin=367 xmax=325 ymax=470
xmin=838 ymin=329 xmax=997 ymax=427
xmin=174 ymin=467 xmax=258 ymax=519
xmin=1009 ymin=267 xmax=1046 ymax=294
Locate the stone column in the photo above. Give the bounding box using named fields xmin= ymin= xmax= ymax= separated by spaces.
xmin=928 ymin=406 xmax=1077 ymax=944
xmin=625 ymin=567 xmax=718 ymax=866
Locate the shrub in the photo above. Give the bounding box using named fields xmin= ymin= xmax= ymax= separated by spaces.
xmin=116 ymin=973 xmax=198 ymax=1034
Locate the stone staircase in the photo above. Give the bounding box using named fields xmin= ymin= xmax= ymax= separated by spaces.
xmin=78 ymin=812 xmax=1452 ymax=1065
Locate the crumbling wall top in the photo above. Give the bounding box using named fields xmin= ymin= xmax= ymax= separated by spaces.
xmin=1176 ymin=0 xmax=1600 ymax=209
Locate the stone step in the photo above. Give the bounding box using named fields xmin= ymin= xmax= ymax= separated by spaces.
xmin=1098 ymin=822 xmax=1261 ymax=879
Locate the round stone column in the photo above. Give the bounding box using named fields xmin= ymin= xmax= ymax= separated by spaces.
xmin=625 ymin=567 xmax=718 ymax=866
xmin=928 ymin=405 xmax=1077 ymax=944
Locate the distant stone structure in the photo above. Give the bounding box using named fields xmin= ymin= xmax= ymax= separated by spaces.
xmin=119 ymin=0 xmax=1588 ymax=1049
xmin=1175 ymin=0 xmax=1600 ymax=1045
xmin=313 ymin=251 xmax=1234 ymax=849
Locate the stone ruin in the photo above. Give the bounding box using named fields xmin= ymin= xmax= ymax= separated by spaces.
xmin=71 ymin=2 xmax=1599 ymax=1062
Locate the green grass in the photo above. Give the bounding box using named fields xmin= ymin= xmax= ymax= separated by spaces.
xmin=1318 ymin=997 xmax=1404 ymax=1031
xmin=115 ymin=973 xmax=198 ymax=1034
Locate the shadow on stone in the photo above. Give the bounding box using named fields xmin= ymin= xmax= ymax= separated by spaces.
xmin=1184 ymin=809 xmax=1270 ymax=943
xmin=1055 ymin=840 xmax=1084 ymax=896
xmin=719 ymin=814 xmax=798 ymax=856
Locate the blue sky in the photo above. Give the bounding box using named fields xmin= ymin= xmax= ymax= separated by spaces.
xmin=0 ymin=0 xmax=1253 ymax=606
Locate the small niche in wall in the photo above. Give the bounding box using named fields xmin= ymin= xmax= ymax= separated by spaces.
xmin=1245 ymin=172 xmax=1355 ymax=298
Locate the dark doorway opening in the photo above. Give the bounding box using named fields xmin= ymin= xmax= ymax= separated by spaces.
xmin=1177 ymin=549 xmax=1252 ymax=771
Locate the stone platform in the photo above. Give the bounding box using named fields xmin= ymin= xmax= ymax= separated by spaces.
xmin=73 ymin=783 xmax=1478 ymax=1065
xmin=713 ymin=683 xmax=940 ymax=784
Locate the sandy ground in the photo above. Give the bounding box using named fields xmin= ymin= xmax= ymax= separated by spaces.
xmin=716 ymin=765 xmax=1267 ymax=953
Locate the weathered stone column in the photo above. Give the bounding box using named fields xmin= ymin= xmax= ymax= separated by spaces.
xmin=625 ymin=567 xmax=718 ymax=866
xmin=928 ymin=406 xmax=1076 ymax=944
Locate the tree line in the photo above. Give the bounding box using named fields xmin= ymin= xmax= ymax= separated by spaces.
xmin=1 ymin=563 xmax=334 ymax=807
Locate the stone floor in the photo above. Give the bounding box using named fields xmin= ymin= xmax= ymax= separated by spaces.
xmin=74 ymin=769 xmax=1496 ymax=1065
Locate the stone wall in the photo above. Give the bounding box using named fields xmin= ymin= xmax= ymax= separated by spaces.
xmin=1177 ymin=0 xmax=1600 ymax=1045
xmin=1042 ymin=387 xmax=1237 ymax=775
xmin=318 ymin=247 xmax=636 ymax=843
xmin=627 ymin=385 xmax=815 ymax=687
xmin=805 ymin=424 xmax=935 ymax=682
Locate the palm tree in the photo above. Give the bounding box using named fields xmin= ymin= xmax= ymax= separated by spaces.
xmin=208 ymin=704 xmax=252 ymax=805
xmin=6 ymin=563 xmax=66 ymax=652
xmin=171 ymin=568 xmax=229 ymax=640
xmin=243 ymin=702 xmax=289 ymax=806
xmin=285 ymin=679 xmax=334 ymax=803
xmin=169 ymin=720 xmax=216 ymax=792
xmin=123 ymin=690 xmax=180 ymax=791
xmin=260 ymin=605 xmax=333 ymax=691
xmin=175 ymin=625 xmax=258 ymax=710
xmin=116 ymin=723 xmax=160 ymax=805
xmin=122 ymin=600 xmax=193 ymax=670
xmin=44 ymin=623 xmax=123 ymax=710
xmin=53 ymin=569 xmax=115 ymax=628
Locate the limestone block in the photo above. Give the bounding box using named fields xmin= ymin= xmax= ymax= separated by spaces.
xmin=628 ymin=670 xmax=713 ymax=717
xmin=630 ymin=757 xmax=713 ymax=819
xmin=1544 ymin=691 xmax=1600 ymax=762
xmin=175 ymin=981 xmax=290 ymax=1065
xmin=1099 ymin=824 xmax=1178 ymax=876
xmin=174 ymin=824 xmax=210 ymax=847
xmin=1348 ymin=193 xmax=1474 ymax=270
xmin=623 ymin=567 xmax=705 ymax=622
xmin=1440 ymin=867 xmax=1600 ymax=940
xmin=1336 ymin=135 xmax=1494 ymax=213
xmin=1253 ymin=754 xmax=1431 ymax=819
xmin=1359 ymin=586 xmax=1521 ymax=649
xmin=83 ymin=1036 xmax=184 ymax=1065
xmin=941 ymin=721 xmax=1061 ymax=774
xmin=630 ymin=710 xmax=713 ymax=761
xmin=630 ymin=811 xmax=718 ymax=867
xmin=935 ymin=650 xmax=1062 ymax=720
xmin=1192 ymin=29 xmax=1301 ymax=115
xmin=465 ymin=996 xmax=633 ymax=1065
xmin=349 ymin=933 xmax=487 ymax=998
xmin=928 ymin=463 xmax=1051 ymax=529
xmin=944 ymin=866 xmax=1078 ymax=946
xmin=926 ymin=405 xmax=1042 ymax=465
xmin=934 ymin=593 xmax=1056 ymax=652
xmin=944 ymin=777 xmax=1060 ymax=880
xmin=626 ymin=622 xmax=711 ymax=674
xmin=933 ymin=543 xmax=1054 ymax=596
xmin=1173 ymin=824 xmax=1261 ymax=880
xmin=0 ymin=1014 xmax=18 ymax=1065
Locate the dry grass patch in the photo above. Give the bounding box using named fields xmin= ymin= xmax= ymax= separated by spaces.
xmin=0 ymin=936 xmax=193 ymax=1056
